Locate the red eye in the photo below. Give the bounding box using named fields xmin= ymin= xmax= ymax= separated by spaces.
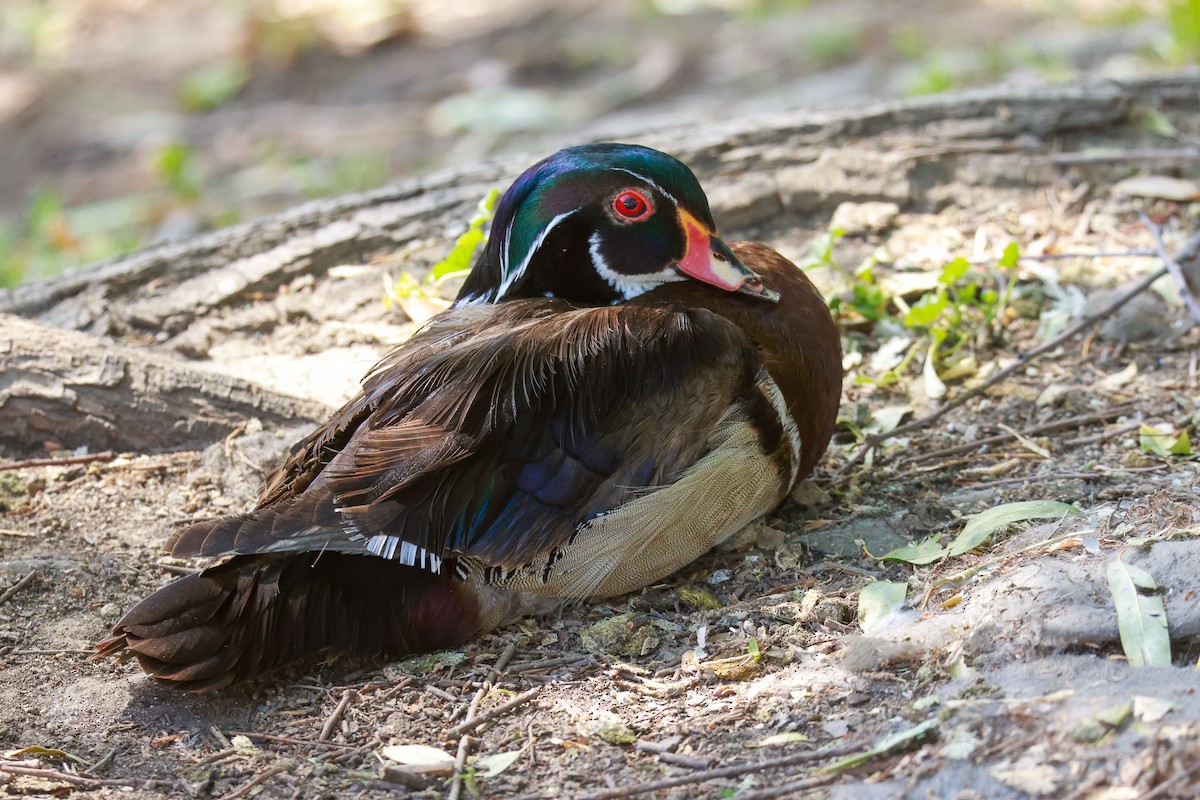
xmin=612 ymin=189 xmax=652 ymax=221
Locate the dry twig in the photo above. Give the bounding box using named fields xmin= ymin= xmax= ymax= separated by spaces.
xmin=217 ymin=766 xmax=287 ymax=800
xmin=0 ymin=571 xmax=36 ymax=606
xmin=319 ymin=689 xmax=356 ymax=742
xmin=446 ymin=685 xmax=544 ymax=737
xmin=904 ymin=405 xmax=1133 ymax=465
xmin=575 ymin=742 xmax=862 ymax=800
xmin=0 ymin=451 xmax=115 ymax=470
xmin=1140 ymin=214 xmax=1200 ymax=325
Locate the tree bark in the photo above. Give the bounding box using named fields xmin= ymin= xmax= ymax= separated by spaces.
xmin=0 ymin=314 xmax=330 ymax=454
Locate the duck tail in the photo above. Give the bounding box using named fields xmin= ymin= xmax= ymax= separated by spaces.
xmin=93 ymin=553 xmax=480 ymax=690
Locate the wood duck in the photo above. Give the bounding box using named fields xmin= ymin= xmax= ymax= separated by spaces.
xmin=95 ymin=144 xmax=842 ymax=689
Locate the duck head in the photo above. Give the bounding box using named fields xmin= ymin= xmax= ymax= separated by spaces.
xmin=455 ymin=143 xmax=778 ymax=306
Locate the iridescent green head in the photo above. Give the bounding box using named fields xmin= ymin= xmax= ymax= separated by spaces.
xmin=454 ymin=143 xmax=776 ymax=306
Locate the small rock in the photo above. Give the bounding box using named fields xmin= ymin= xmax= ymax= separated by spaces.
xmin=1086 ymin=288 xmax=1173 ymax=343
xmin=789 ymin=480 xmax=831 ymax=507
xmin=676 ymin=586 xmax=722 ymax=611
xmin=0 ymin=473 xmax=29 ymax=512
xmin=587 ymin=715 xmax=637 ymax=745
xmin=99 ymin=603 xmax=123 ymax=622
xmin=579 ymin=613 xmax=657 ymax=658
xmin=755 ymin=525 xmax=787 ymax=551
xmin=707 ymin=569 xmax=733 ymax=586
xmin=829 ymin=201 xmax=900 ymax=236
xmin=1035 ymin=384 xmax=1071 ymax=408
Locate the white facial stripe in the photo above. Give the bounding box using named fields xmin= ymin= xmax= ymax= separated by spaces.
xmin=609 ymin=167 xmax=678 ymax=205
xmin=496 ymin=209 xmax=578 ymax=298
xmin=588 ymin=231 xmax=684 ymax=301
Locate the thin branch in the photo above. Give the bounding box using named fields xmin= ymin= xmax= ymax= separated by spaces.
xmin=903 ymin=405 xmax=1133 ymax=465
xmin=446 ymin=685 xmax=544 ymax=737
xmin=218 ymin=766 xmax=287 ymax=800
xmin=319 ymin=689 xmax=356 ymax=743
xmin=0 ymin=571 xmax=37 ymax=606
xmin=1140 ymin=214 xmax=1200 ymax=325
xmin=1050 ymin=147 xmax=1200 ymax=164
xmin=0 ymin=763 xmax=166 ymax=789
xmin=0 ymin=451 xmax=115 ymax=470
xmin=575 ymin=741 xmax=862 ymax=800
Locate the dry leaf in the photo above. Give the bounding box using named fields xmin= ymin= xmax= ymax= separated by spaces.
xmin=1113 ymin=175 xmax=1200 ymax=201
xmin=380 ymin=743 xmax=455 ymax=768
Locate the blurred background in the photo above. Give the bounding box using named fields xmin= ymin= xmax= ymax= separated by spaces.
xmin=0 ymin=0 xmax=1197 ymax=288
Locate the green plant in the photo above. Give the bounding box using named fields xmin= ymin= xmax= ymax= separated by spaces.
xmin=834 ymin=237 xmax=1022 ymax=391
xmin=1167 ymin=0 xmax=1200 ymax=63
xmin=383 ymin=188 xmax=501 ymax=308
xmin=155 ymin=142 xmax=201 ymax=201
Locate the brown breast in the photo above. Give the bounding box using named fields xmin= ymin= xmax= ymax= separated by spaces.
xmin=640 ymin=241 xmax=842 ymax=481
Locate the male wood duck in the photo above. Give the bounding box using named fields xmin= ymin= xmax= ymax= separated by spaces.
xmin=95 ymin=144 xmax=842 ymax=689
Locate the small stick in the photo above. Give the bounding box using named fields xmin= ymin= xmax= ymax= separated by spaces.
xmin=218 ymin=766 xmax=287 ymax=800
xmin=0 ymin=450 xmax=115 ymax=470
xmin=4 ymin=648 xmax=93 ymax=656
xmin=653 ymin=751 xmax=713 ymax=769
xmin=735 ymin=774 xmax=838 ymax=799
xmin=210 ymin=727 xmax=231 ymax=749
xmin=1051 ymin=147 xmax=1200 ymax=165
xmin=83 ymin=746 xmax=119 ymax=775
xmin=196 ymin=747 xmax=237 ymax=766
xmin=1061 ymin=422 xmax=1142 ymax=449
xmin=446 ymin=735 xmax=473 ymax=800
xmin=0 ymin=528 xmax=35 ymax=537
xmin=492 ymin=641 xmax=518 ymax=677
xmin=509 ymin=655 xmax=592 ymax=673
xmin=0 ymin=570 xmax=36 ymax=606
xmin=0 ymin=764 xmax=165 ymax=789
xmin=843 ymin=262 xmax=1169 ymax=471
xmin=575 ymin=742 xmax=862 ymax=800
xmin=319 ymin=689 xmax=356 ymax=743
xmin=446 ymin=685 xmax=544 ymax=737
xmin=1140 ymin=214 xmax=1200 ymax=325
xmin=424 ymin=684 xmax=457 ymax=702
xmin=225 ymin=730 xmax=349 ymax=750
xmin=1133 ymin=760 xmax=1200 ymax=800
xmin=904 ymin=405 xmax=1133 ymax=465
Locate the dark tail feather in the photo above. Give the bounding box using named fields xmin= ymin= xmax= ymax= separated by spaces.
xmin=94 ymin=554 xmax=481 ymax=691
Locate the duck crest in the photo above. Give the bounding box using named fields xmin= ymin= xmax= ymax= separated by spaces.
xmin=94 ymin=144 xmax=842 ymax=689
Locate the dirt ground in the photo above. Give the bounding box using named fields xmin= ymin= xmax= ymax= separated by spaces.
xmin=3 ymin=130 xmax=1200 ymax=798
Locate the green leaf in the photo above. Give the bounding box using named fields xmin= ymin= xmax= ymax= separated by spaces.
xmin=904 ymin=292 xmax=949 ymax=328
xmin=154 ymin=142 xmax=200 ymax=200
xmin=997 ymin=241 xmax=1020 ymax=271
xmin=857 ymin=580 xmax=908 ymax=633
xmin=876 ymin=534 xmax=945 ymax=565
xmin=945 ymin=500 xmax=1081 ymax=557
xmin=177 ymin=60 xmax=251 ymax=112
xmin=1106 ymin=557 xmax=1171 ymax=668
xmin=821 ymin=718 xmax=938 ymax=774
xmin=938 ymin=256 xmax=970 ymax=285
xmin=1144 ymin=109 xmax=1179 ymax=139
xmin=429 ymin=188 xmax=501 ymax=282
xmin=1140 ymin=424 xmax=1193 ymax=457
xmin=877 ymin=501 xmax=1080 ymax=565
